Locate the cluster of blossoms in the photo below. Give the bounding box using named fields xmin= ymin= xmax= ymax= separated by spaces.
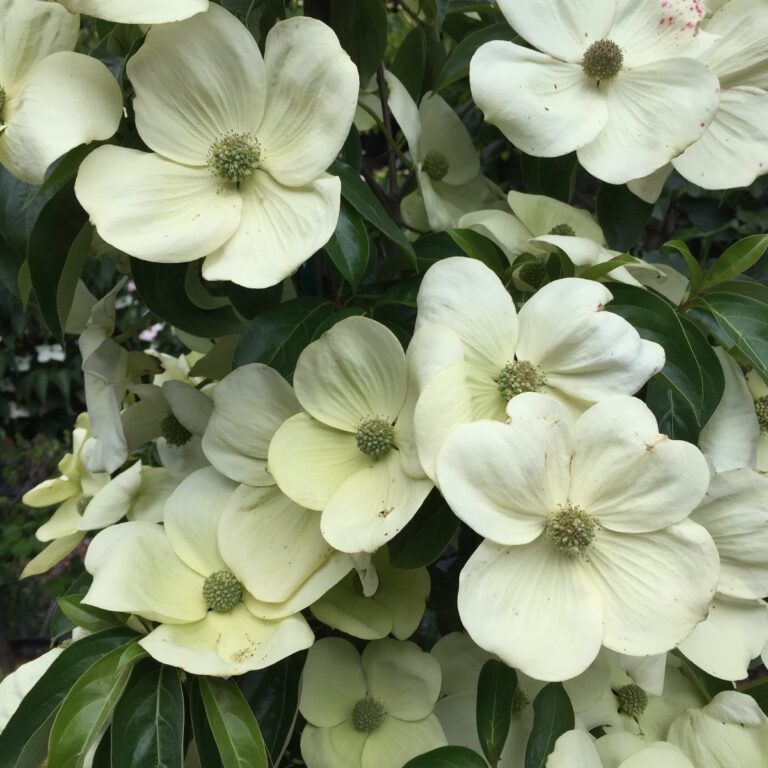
xmin=1 ymin=1 xmax=767 ymax=767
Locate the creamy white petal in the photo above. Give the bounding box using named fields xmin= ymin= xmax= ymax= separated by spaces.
xmin=420 ymin=172 xmax=504 ymax=232
xmin=140 ymin=605 xmax=313 ymax=676
xmin=363 ymin=639 xmax=441 ymax=721
xmin=59 ymin=0 xmax=208 ymax=24
xmin=301 ymin=721 xmax=367 ymax=768
xmin=294 ymin=317 xmax=407 ymax=431
xmin=299 ymin=637 xmax=367 ymax=728
xmin=269 ymin=414 xmax=370 ymax=510
xmin=470 ymin=42 xmax=609 ymax=158
xmin=0 ymin=52 xmax=122 ymax=185
xmin=75 ymin=146 xmax=242 ymax=263
xmin=83 ymin=521 xmax=207 ymax=623
xmin=570 ymin=397 xmax=710 ymax=532
xmin=373 ymin=555 xmax=430 ymax=641
xmin=163 ymin=380 xmax=212 ymax=436
xmin=127 ymin=3 xmax=265 ymax=163
xmin=517 ymin=279 xmax=665 ymax=405
xmin=125 ymin=467 xmax=179 ymax=523
xmin=321 ymin=450 xmax=433 ymax=553
xmin=577 ymin=60 xmax=719 ymax=184
xmin=21 ymin=533 xmax=84 ymax=578
xmin=0 ymin=0 xmax=78 ymax=94
xmin=202 ymin=363 xmax=300 ymax=485
xmin=362 ymin=715 xmax=446 ymax=768
xmin=508 ymin=190 xmax=606 ymax=243
xmin=678 ymin=595 xmax=768 ymax=681
xmin=22 ymin=476 xmax=78 ymax=507
xmin=627 ymin=164 xmax=673 ymax=205
xmin=78 ymin=461 xmax=142 ymax=530
xmin=201 ymin=171 xmax=339 ymax=289
xmin=383 ymin=70 xmax=421 ymax=155
xmin=438 ymin=399 xmax=573 ymax=545
xmin=36 ymin=497 xmax=81 ymax=541
xmin=496 ymin=0 xmax=614 ymax=61
xmin=459 ymin=537 xmax=604 ymax=681
xmin=548 ymin=730 xmax=602 ymax=768
xmin=258 ymin=17 xmax=358 ymax=187
xmin=458 ymin=209 xmax=533 ymax=264
xmin=589 ymin=521 xmax=719 ymax=656
xmin=157 ymin=436 xmax=209 ymax=480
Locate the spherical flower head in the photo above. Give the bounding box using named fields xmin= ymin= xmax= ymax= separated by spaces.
xmin=352 ymin=695 xmax=387 ymax=732
xmin=422 ymin=150 xmax=450 ymax=182
xmin=356 ymin=417 xmax=395 ymax=459
xmin=207 ymin=132 xmax=262 ymax=184
xmin=518 ymin=261 xmax=547 ymax=289
xmin=616 ymin=683 xmax=648 ymax=718
xmin=161 ymin=413 xmax=193 ymax=447
xmin=203 ymin=569 xmax=242 ymax=613
xmin=496 ymin=360 xmax=547 ymax=401
xmin=548 ymin=223 xmax=576 ymax=237
xmin=581 ymin=39 xmax=624 ymax=83
xmin=544 ymin=503 xmax=596 ymax=559
xmin=755 ymin=395 xmax=768 ymax=434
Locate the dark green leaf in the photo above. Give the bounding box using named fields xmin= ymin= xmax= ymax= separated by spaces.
xmin=56 ymin=593 xmax=123 ymax=634
xmin=48 ymin=642 xmax=146 ymax=768
xmin=694 ymin=292 xmax=768 ymax=381
xmin=27 ymin=182 xmax=87 ymax=338
xmin=713 ymin=278 xmax=768 ymax=303
xmin=645 ymin=378 xmax=699 ymax=443
xmin=234 ymin=297 xmax=334 ymax=377
xmin=476 ymin=660 xmax=517 ymax=767
xmin=577 ymin=254 xmax=637 ymax=282
xmin=200 ymin=677 xmax=268 ymax=768
xmin=56 ymin=223 xmax=93 ymax=335
xmin=675 ymin=652 xmax=733 ymax=702
xmin=448 ymin=229 xmax=505 ymax=274
xmin=190 ymin=679 xmax=222 ymax=768
xmin=437 ymin=22 xmax=511 ymax=89
xmin=238 ymin=652 xmax=306 ymax=765
xmin=389 ymin=489 xmax=459 ymax=568
xmin=403 ymin=745 xmax=488 ymax=767
xmin=521 ymin=154 xmax=577 ymax=203
xmin=664 ymin=239 xmax=702 ymax=298
xmin=34 ymin=144 xmax=99 ymax=200
xmin=50 ymin=571 xmax=93 ymax=642
xmin=391 ymin=25 xmax=427 ymax=100
xmin=329 ymin=0 xmax=387 ymax=82
xmin=739 ymin=676 xmax=768 ymax=715
xmin=112 ymin=660 xmax=184 ymax=768
xmin=130 ymin=258 xmax=243 ymax=338
xmin=524 ymin=683 xmax=574 ymax=768
xmin=331 ymin=160 xmax=416 ymax=264
xmin=596 ymin=183 xmax=654 ymax=251
xmin=326 ymin=203 xmax=370 ymax=290
xmin=311 ymin=307 xmax=367 ymax=340
xmin=0 ymin=628 xmax=138 ymax=768
xmin=703 ymin=234 xmax=768 ymax=289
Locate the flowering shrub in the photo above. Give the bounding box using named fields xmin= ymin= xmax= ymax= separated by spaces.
xmin=1 ymin=1 xmax=768 ymax=767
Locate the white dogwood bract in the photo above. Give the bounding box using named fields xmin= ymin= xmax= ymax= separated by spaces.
xmin=437 ymin=394 xmax=718 ymax=680
xmin=75 ymin=4 xmax=359 ymax=288
xmin=57 ymin=0 xmax=207 ymax=23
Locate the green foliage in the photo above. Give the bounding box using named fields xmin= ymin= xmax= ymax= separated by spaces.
xmin=476 ymin=660 xmax=517 ymax=767
xmin=524 ymin=683 xmax=574 ymax=768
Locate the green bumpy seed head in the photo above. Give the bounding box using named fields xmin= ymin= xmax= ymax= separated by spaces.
xmin=77 ymin=495 xmax=93 ymax=514
xmin=161 ymin=413 xmax=193 ymax=447
xmin=356 ymin=417 xmax=395 ymax=459
xmin=755 ymin=395 xmax=768 ymax=434
xmin=548 ymin=223 xmax=576 ymax=237
xmin=0 ymin=85 xmax=6 ymax=115
xmin=544 ymin=503 xmax=596 ymax=558
xmin=203 ymin=569 xmax=242 ymax=613
xmin=351 ymin=696 xmax=387 ymax=733
xmin=518 ymin=261 xmax=547 ymax=290
xmin=496 ymin=360 xmax=547 ymax=401
xmin=208 ymin=132 xmax=261 ymax=183
xmin=511 ymin=687 xmax=530 ymax=719
xmin=422 ymin=150 xmax=450 ymax=182
xmin=582 ymin=39 xmax=624 ymax=82
xmin=616 ymin=684 xmax=648 ymax=718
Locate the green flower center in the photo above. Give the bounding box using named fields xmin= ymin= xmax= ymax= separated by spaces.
xmin=208 ymin=132 xmax=261 ymax=183
xmin=356 ymin=417 xmax=395 ymax=459
xmin=496 ymin=360 xmax=547 ymax=401
xmin=202 ymin=569 xmax=242 ymax=613
xmin=351 ymin=695 xmax=387 ymax=733
xmin=161 ymin=414 xmax=193 ymax=447
xmin=422 ymin=150 xmax=449 ymax=182
xmin=511 ymin=686 xmax=529 ymax=719
xmin=0 ymin=85 xmax=6 ymax=115
xmin=582 ymin=39 xmax=624 ymax=83
xmin=544 ymin=503 xmax=596 ymax=558
xmin=518 ymin=261 xmax=547 ymax=290
xmin=616 ymin=683 xmax=648 ymax=718
xmin=548 ymin=223 xmax=576 ymax=237
xmin=755 ymin=395 xmax=768 ymax=434
xmin=77 ymin=495 xmax=93 ymax=514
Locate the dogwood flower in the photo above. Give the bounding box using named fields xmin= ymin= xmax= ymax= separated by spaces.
xmin=0 ymin=0 xmax=122 ymax=185
xmin=437 ymin=394 xmax=718 ymax=681
xmin=82 ymin=467 xmax=314 ymax=675
xmin=299 ymin=637 xmax=446 ymax=768
xmin=411 ymin=257 xmax=664 ymax=480
xmin=268 ymin=317 xmax=433 ymax=554
xmin=75 ymin=4 xmax=359 ymax=288
xmin=57 ymin=0 xmax=207 ymax=23
xmin=470 ymin=0 xmax=719 ymax=184
xmin=746 ymin=370 xmax=768 ymax=470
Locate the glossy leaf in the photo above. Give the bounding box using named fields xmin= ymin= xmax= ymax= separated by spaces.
xmin=664 ymin=239 xmax=702 ymax=298
xmin=524 ymin=683 xmax=574 ymax=768
xmin=448 ymin=229 xmax=506 ymax=274
xmin=577 ymin=254 xmax=637 ymax=282
xmin=111 ymin=660 xmax=184 ymax=768
xmin=702 ymin=234 xmax=768 ymax=289
xmin=190 ymin=679 xmax=222 ymax=768
xmin=476 ymin=660 xmax=517 ymax=767
xmin=234 ymin=297 xmax=334 ymax=377
xmin=329 ymin=0 xmax=387 ymax=82
xmin=199 ymin=677 xmax=268 ymax=768
xmin=437 ymin=22 xmax=511 ymax=89
xmin=56 ymin=593 xmax=123 ymax=634
xmin=404 ymin=746 xmax=488 ymax=768
xmin=521 ymin=153 xmax=577 ymax=203
xmin=389 ymin=489 xmax=459 ymax=568
xmin=326 ymin=202 xmax=370 ymax=290
xmin=596 ymin=183 xmax=654 ymax=251
xmin=391 ymin=25 xmax=428 ymax=100
xmin=645 ymin=378 xmax=699 ymax=443
xmin=48 ymin=642 xmax=147 ymax=768
xmin=0 ymin=628 xmax=138 ymax=768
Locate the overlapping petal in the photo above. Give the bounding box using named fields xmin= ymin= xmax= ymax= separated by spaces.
xmin=59 ymin=0 xmax=208 ymax=24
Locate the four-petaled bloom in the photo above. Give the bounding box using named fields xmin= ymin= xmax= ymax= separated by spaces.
xmin=75 ymin=4 xmax=359 ymax=288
